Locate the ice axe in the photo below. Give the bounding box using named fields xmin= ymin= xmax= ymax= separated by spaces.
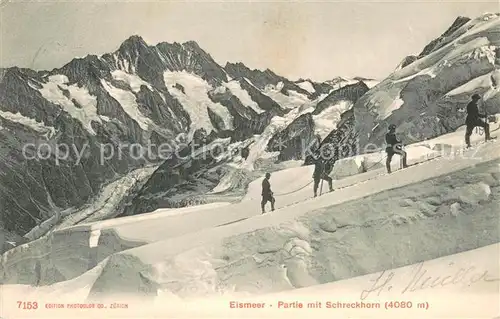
xmin=400 ymin=143 xmax=404 ymax=170
xmin=319 ymin=165 xmax=326 ymax=196
xmin=319 ymin=178 xmax=324 ymax=197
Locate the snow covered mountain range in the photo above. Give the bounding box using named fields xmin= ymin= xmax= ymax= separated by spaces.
xmin=0 ymin=35 xmax=373 ymax=246
xmin=1 ymin=11 xmax=499 ymax=258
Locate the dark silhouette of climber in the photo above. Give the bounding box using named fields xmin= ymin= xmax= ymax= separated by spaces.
xmin=240 ymin=141 xmax=255 ymax=160
xmin=312 ymin=150 xmax=333 ymax=197
xmin=241 ymin=146 xmax=250 ymax=160
xmin=465 ymin=93 xmax=492 ymax=148
xmin=261 ymin=172 xmax=275 ymax=214
xmin=385 ymin=124 xmax=408 ymax=174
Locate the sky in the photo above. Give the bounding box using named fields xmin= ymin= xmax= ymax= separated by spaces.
xmin=0 ymin=0 xmax=498 ymax=81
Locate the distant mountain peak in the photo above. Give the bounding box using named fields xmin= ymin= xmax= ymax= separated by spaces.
xmin=182 ymin=40 xmax=202 ymax=49
xmin=56 ymin=54 xmax=104 ymax=72
xmin=180 ymin=40 xmax=214 ymax=59
xmin=353 ymin=76 xmax=376 ymax=81
xmin=443 ymin=16 xmax=471 ymax=36
xmin=330 ymin=76 xmax=347 ymax=82
xmin=417 ymin=16 xmax=471 ymax=58
xmin=224 ymin=62 xmax=277 ymax=76
xmin=128 ymin=34 xmax=147 ymax=42
xmin=225 ymin=61 xmax=251 ymax=71
xmin=119 ymin=34 xmax=149 ymax=50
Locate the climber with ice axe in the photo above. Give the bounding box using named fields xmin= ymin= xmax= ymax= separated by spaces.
xmin=261 ymin=172 xmax=275 ymax=214
xmin=312 ymin=145 xmax=334 ymax=197
xmin=385 ymin=124 xmax=408 ymax=174
xmin=465 ymin=93 xmax=495 ymax=148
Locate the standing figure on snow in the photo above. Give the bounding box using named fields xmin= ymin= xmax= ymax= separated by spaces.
xmin=261 ymin=172 xmax=275 ymax=214
xmin=312 ymin=147 xmax=334 ymax=197
xmin=465 ymin=94 xmax=492 ymax=148
xmin=385 ymin=124 xmax=408 ymax=174
xmin=241 ymin=146 xmax=250 ymax=160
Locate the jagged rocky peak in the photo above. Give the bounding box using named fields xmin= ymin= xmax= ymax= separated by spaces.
xmin=325 ymin=76 xmax=348 ymax=86
xmin=417 ymin=16 xmax=471 ymax=58
xmin=224 ymin=61 xmax=251 ymax=74
xmin=1 ymin=66 xmax=40 ymax=83
xmin=118 ymin=34 xmax=150 ymax=52
xmin=181 ymin=40 xmax=204 ymax=51
xmin=100 ymin=35 xmax=160 ymax=76
xmin=225 ymin=61 xmax=312 ymax=97
xmin=225 ymin=62 xmax=281 ymax=86
xmin=53 ymin=54 xmax=111 ymax=83
xmin=263 ymin=67 xmax=279 ymax=77
xmin=112 ymin=35 xmax=149 ymax=64
xmin=155 ymin=39 xmax=212 ymax=58
xmin=99 ymin=35 xmax=228 ymax=85
xmin=156 ymin=39 xmax=228 ymax=83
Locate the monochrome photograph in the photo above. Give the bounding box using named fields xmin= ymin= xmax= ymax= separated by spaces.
xmin=0 ymin=0 xmax=499 ymax=318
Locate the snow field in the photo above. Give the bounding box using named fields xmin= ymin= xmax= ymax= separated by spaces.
xmin=4 ymin=242 xmax=496 ymax=318
xmin=223 ymin=80 xmax=264 ymax=114
xmin=1 ymin=152 xmax=498 ymax=318
xmin=1 ymin=113 xmax=499 ymax=311
xmin=37 ymin=75 xmax=101 ymax=135
xmin=4 ymin=125 xmax=498 ymax=290
xmin=163 ymin=71 xmax=234 ymax=133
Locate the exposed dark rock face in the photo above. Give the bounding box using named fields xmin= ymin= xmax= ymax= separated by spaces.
xmin=295 ymin=78 xmax=334 ymax=99
xmin=316 ymin=14 xmax=497 ymax=161
xmin=267 ymin=113 xmax=317 ymax=161
xmin=101 ymin=36 xmax=228 ymax=87
xmin=266 ymin=81 xmax=369 ymax=164
xmin=313 ymin=81 xmax=370 ymax=115
xmin=208 ymin=83 xmax=276 ymax=142
xmin=238 ymin=78 xmax=286 ymax=116
xmin=0 ymin=68 xmax=60 ymax=126
xmin=355 ymin=52 xmax=498 ymax=149
xmin=1 ymin=35 xmax=329 ymax=240
xmin=121 ymin=53 xmax=364 ymax=219
xmin=2 ymin=32 xmax=374 ymax=241
xmin=304 ymin=108 xmax=357 ymax=166
xmin=120 ymin=141 xmax=232 ymax=215
xmin=0 ymin=64 xmax=150 ymax=240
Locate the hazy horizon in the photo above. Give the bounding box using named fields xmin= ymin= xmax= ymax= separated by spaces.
xmin=0 ymin=1 xmax=498 ymax=82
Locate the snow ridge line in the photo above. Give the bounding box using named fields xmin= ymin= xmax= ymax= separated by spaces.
xmin=266 ymin=138 xmax=496 ymax=211
xmin=244 ymin=172 xmax=500 ymax=287
xmin=271 ymin=139 xmax=497 ymax=212
xmin=273 ymin=151 xmax=388 ymax=197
